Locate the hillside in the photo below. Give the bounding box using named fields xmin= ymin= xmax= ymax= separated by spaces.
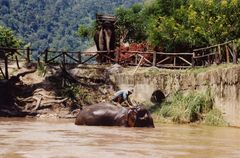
xmin=0 ymin=0 xmax=142 ymax=51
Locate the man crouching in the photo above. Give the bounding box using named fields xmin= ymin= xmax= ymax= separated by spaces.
xmin=111 ymin=88 xmax=134 ymax=107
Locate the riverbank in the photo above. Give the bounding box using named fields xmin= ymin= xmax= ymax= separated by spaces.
xmin=0 ymin=63 xmax=116 ymax=118
xmin=1 ymin=62 xmax=240 ymax=127
xmin=113 ymin=64 xmax=240 ymax=127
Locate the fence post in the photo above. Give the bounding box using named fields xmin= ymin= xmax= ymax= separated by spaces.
xmin=78 ymin=52 xmax=82 ymax=64
xmin=63 ymin=52 xmax=66 ymax=65
xmin=15 ymin=55 xmax=20 ymax=69
xmin=218 ymin=44 xmax=222 ymax=64
xmin=152 ymin=52 xmax=156 ymax=67
xmin=233 ymin=41 xmax=238 ymax=64
xmin=4 ymin=54 xmax=8 ymax=80
xmin=192 ymin=51 xmax=195 ymax=67
xmin=215 ymin=46 xmax=220 ymax=65
xmin=173 ymin=55 xmax=176 ymax=66
xmin=26 ymin=47 xmax=30 ymax=63
xmin=44 ymin=48 xmax=48 ymax=63
xmin=134 ymin=53 xmax=138 ymax=65
xmin=225 ymin=45 xmax=230 ymax=63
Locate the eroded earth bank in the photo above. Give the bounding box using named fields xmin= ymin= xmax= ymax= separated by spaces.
xmin=1 ymin=63 xmax=240 ymax=127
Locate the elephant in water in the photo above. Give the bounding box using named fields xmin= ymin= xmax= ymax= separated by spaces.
xmin=94 ymin=15 xmax=116 ymax=63
xmin=75 ymin=103 xmax=155 ymax=128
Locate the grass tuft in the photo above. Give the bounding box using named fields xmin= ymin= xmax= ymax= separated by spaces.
xmin=153 ymin=91 xmax=227 ymax=126
xmin=204 ymin=108 xmax=228 ymax=126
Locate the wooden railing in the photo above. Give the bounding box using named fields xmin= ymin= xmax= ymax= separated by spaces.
xmin=42 ymin=49 xmax=116 ymax=65
xmin=154 ymin=52 xmax=193 ymax=68
xmin=0 ymin=40 xmax=239 ymax=80
xmin=193 ymin=40 xmax=238 ymax=66
xmin=0 ymin=47 xmax=32 ymax=79
xmin=116 ymin=51 xmax=193 ymax=68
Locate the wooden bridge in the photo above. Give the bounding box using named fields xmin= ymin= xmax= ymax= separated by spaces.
xmin=0 ymin=40 xmax=238 ymax=80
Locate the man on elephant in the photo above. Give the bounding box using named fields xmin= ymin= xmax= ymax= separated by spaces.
xmin=111 ymin=88 xmax=134 ymax=107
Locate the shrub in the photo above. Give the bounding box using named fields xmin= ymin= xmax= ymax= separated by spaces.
xmin=204 ymin=108 xmax=228 ymax=126
xmin=154 ymin=91 xmax=224 ymax=125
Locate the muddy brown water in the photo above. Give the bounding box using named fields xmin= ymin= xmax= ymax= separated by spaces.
xmin=0 ymin=118 xmax=240 ymax=158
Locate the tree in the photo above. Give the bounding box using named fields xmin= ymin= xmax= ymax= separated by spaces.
xmin=115 ymin=3 xmax=147 ymax=43
xmin=145 ymin=0 xmax=240 ymax=52
xmin=0 ymin=0 xmax=142 ymax=51
xmin=0 ymin=25 xmax=22 ymax=48
xmin=76 ymin=23 xmax=96 ymax=39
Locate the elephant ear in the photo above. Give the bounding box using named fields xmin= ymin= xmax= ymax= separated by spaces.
xmin=127 ymin=108 xmax=137 ymax=127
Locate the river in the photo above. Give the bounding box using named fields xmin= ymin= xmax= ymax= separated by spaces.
xmin=0 ymin=118 xmax=240 ymax=158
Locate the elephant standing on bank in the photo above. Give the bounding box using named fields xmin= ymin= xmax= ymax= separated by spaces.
xmin=94 ymin=18 xmax=116 ymax=63
xmin=75 ymin=103 xmax=155 ymax=128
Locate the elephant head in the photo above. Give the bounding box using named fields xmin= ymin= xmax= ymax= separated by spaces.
xmin=127 ymin=106 xmax=155 ymax=128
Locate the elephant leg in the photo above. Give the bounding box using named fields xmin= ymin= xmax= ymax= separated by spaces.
xmin=99 ymin=29 xmax=106 ymax=63
xmin=104 ymin=29 xmax=112 ymax=63
xmin=94 ymin=30 xmax=102 ymax=63
xmin=94 ymin=31 xmax=100 ymax=51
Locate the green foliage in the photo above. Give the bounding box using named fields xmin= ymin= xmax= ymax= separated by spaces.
xmin=76 ymin=22 xmax=97 ymax=45
xmin=115 ymin=0 xmax=240 ymax=51
xmin=115 ymin=3 xmax=147 ymax=43
xmin=154 ymin=91 xmax=217 ymax=124
xmin=62 ymin=84 xmax=92 ymax=105
xmin=204 ymin=108 xmax=228 ymax=126
xmin=145 ymin=0 xmax=240 ymax=51
xmin=0 ymin=25 xmax=22 ymax=48
xmin=77 ymin=25 xmax=92 ymax=39
xmin=0 ymin=0 xmax=141 ymax=51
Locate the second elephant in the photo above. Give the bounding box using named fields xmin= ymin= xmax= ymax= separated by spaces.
xmin=94 ymin=20 xmax=116 ymax=63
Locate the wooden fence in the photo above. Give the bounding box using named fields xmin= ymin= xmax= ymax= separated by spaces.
xmin=193 ymin=40 xmax=238 ymax=66
xmin=0 ymin=47 xmax=32 ymax=79
xmin=42 ymin=49 xmax=116 ymax=65
xmin=0 ymin=40 xmax=239 ymax=80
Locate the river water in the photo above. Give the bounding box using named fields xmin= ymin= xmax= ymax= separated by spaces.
xmin=0 ymin=118 xmax=240 ymax=158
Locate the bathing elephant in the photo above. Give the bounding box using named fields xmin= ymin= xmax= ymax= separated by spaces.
xmin=94 ymin=18 xmax=116 ymax=63
xmin=75 ymin=103 xmax=154 ymax=128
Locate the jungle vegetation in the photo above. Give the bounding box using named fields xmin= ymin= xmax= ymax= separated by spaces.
xmin=1 ymin=0 xmax=240 ymax=52
xmin=0 ymin=25 xmax=22 ymax=48
xmin=0 ymin=0 xmax=141 ymax=50
xmin=79 ymin=0 xmax=240 ymax=52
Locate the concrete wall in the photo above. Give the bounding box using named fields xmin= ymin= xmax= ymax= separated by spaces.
xmin=112 ymin=65 xmax=240 ymax=127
